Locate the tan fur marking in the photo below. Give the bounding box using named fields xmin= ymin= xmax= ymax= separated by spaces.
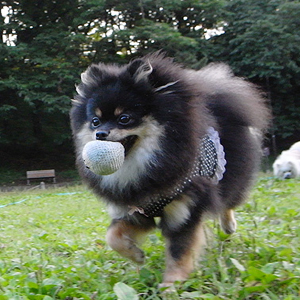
xmin=220 ymin=209 xmax=237 ymax=234
xmin=163 ymin=222 xmax=206 ymax=284
xmin=114 ymin=107 xmax=124 ymax=117
xmin=95 ymin=108 xmax=102 ymax=118
xmin=106 ymin=220 xmax=154 ymax=264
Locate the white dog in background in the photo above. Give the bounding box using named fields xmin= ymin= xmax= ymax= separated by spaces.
xmin=273 ymin=141 xmax=300 ymax=179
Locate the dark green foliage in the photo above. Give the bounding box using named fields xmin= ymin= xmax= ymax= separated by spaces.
xmin=210 ymin=0 xmax=300 ymax=147
xmin=0 ymin=0 xmax=94 ymax=167
xmin=0 ymin=0 xmax=299 ymax=168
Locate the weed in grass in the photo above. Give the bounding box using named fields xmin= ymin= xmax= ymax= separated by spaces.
xmin=0 ymin=177 xmax=299 ymax=299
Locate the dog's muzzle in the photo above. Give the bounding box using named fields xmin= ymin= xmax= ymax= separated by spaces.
xmin=283 ymin=172 xmax=292 ymax=179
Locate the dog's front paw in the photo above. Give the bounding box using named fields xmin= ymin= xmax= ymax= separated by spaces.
xmin=107 ymin=237 xmax=146 ymax=264
xmin=106 ymin=228 xmax=146 ymax=264
xmin=127 ymin=243 xmax=145 ymax=264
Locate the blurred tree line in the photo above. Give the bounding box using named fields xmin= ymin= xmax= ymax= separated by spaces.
xmin=0 ymin=0 xmax=299 ymax=169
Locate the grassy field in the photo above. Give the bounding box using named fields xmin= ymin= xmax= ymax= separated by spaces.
xmin=0 ymin=175 xmax=299 ymax=300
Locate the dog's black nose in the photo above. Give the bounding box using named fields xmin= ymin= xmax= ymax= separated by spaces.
xmin=283 ymin=172 xmax=292 ymax=179
xmin=96 ymin=130 xmax=110 ymax=140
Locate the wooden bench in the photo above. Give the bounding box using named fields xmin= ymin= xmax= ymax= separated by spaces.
xmin=26 ymin=169 xmax=56 ymax=185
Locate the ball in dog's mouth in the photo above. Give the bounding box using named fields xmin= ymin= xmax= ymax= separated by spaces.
xmin=82 ymin=141 xmax=125 ymax=175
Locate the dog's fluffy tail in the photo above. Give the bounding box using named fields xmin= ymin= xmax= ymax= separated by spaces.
xmin=187 ymin=63 xmax=271 ymax=133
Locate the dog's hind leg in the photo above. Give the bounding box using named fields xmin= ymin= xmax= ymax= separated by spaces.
xmin=219 ymin=209 xmax=237 ymax=234
xmin=106 ymin=218 xmax=155 ymax=264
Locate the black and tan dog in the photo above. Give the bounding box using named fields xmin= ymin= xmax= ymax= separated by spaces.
xmin=70 ymin=53 xmax=270 ymax=286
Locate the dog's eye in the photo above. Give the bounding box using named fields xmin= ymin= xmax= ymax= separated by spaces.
xmin=91 ymin=117 xmax=101 ymax=128
xmin=118 ymin=114 xmax=132 ymax=125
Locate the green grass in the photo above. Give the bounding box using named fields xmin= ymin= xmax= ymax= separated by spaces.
xmin=0 ymin=175 xmax=299 ymax=299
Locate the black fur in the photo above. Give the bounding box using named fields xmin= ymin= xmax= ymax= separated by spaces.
xmin=70 ymin=52 xmax=270 ymax=284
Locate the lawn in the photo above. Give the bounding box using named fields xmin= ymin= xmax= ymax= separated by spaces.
xmin=0 ymin=175 xmax=299 ymax=300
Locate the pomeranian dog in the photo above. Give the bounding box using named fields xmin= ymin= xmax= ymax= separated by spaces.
xmin=273 ymin=141 xmax=300 ymax=179
xmin=70 ymin=53 xmax=270 ymax=286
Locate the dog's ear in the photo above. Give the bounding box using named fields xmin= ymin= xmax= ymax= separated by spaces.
xmin=128 ymin=57 xmax=179 ymax=93
xmin=128 ymin=59 xmax=153 ymax=84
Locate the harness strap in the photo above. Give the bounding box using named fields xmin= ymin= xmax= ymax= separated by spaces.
xmin=128 ymin=127 xmax=226 ymax=218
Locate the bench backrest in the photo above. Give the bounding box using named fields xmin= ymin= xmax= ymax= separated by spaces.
xmin=26 ymin=169 xmax=55 ymax=179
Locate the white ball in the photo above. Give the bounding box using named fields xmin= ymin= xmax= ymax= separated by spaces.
xmin=82 ymin=141 xmax=125 ymax=175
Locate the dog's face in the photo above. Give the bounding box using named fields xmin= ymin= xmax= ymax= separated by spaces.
xmin=273 ymin=160 xmax=297 ymax=179
xmin=71 ymin=58 xmax=192 ymax=160
xmin=71 ymin=59 xmax=182 ymax=166
xmin=73 ymin=85 xmax=167 ymax=161
xmin=70 ymin=56 xmax=199 ymax=190
xmin=85 ymin=93 xmax=154 ymax=156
